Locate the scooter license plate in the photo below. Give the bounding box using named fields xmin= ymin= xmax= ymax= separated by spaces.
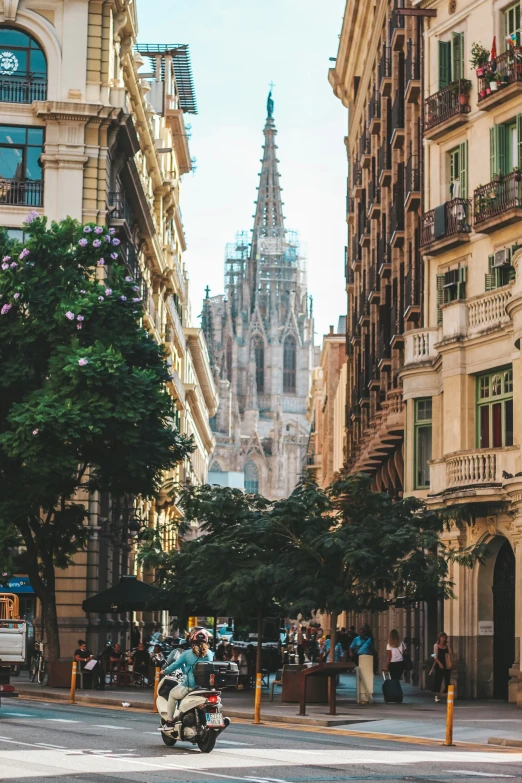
xmin=206 ymin=712 xmax=224 ymax=727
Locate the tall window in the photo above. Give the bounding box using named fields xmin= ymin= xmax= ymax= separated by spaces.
xmin=504 ymin=2 xmax=521 ymax=49
xmin=489 ymin=115 xmax=522 ymax=179
xmin=251 ymin=334 xmax=264 ymax=393
xmin=414 ymin=399 xmax=432 ymax=489
xmin=0 ymin=125 xmax=43 ymax=206
xmin=477 ymin=368 xmax=514 ymax=449
xmin=225 ymin=338 xmax=232 ymax=382
xmin=244 ymin=461 xmax=259 ymax=494
xmin=448 ymin=141 xmax=468 ymax=198
xmin=0 ymin=28 xmax=47 ymax=103
xmin=438 ymin=31 xmax=464 ymax=89
xmin=283 ymin=336 xmax=297 ymax=393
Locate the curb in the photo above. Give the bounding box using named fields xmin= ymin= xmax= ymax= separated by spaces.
xmin=488 ymin=737 xmax=522 ymax=749
xmin=17 ymin=688 xmax=153 ymax=712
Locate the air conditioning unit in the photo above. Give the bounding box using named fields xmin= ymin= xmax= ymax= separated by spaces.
xmin=494 ymin=248 xmax=511 ymax=267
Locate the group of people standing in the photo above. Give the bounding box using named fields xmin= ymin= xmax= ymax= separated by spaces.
xmin=383 ymin=629 xmax=453 ymax=701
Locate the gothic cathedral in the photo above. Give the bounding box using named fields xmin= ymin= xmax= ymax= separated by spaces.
xmin=202 ymin=94 xmax=314 ymax=500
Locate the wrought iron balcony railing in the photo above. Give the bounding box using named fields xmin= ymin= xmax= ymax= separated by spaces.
xmin=0 ymin=75 xmax=47 ymax=104
xmin=379 ymin=44 xmax=392 ymax=86
xmin=0 ymin=178 xmax=42 ymax=207
xmin=405 ymin=152 xmax=420 ymax=195
xmin=405 ymin=40 xmax=420 ymax=85
xmin=420 ymin=198 xmax=472 ymax=247
xmin=378 ymin=142 xmax=392 ymax=173
xmin=477 ymin=49 xmax=522 ymax=103
xmin=424 ymin=80 xmax=471 ymax=132
xmin=474 ymin=171 xmax=522 ymax=225
xmin=392 ymin=89 xmax=404 ymax=130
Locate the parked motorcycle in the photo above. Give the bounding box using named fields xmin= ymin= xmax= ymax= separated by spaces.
xmin=156 ymin=661 xmax=238 ymax=753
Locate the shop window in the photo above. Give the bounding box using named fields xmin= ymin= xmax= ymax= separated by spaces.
xmin=414 ymin=398 xmax=432 ymax=489
xmin=477 ymin=367 xmax=514 ymax=448
xmin=0 ymin=28 xmax=47 ymax=103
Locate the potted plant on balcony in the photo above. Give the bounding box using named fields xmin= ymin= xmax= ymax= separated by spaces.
xmin=470 ymin=42 xmax=490 ymax=76
xmin=513 ymin=166 xmax=522 ymax=183
xmin=451 ymin=79 xmax=472 ymax=106
xmin=486 ymin=71 xmax=498 ymax=91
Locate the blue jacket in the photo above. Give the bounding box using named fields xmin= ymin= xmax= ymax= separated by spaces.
xmin=350 ymin=635 xmax=373 ymax=656
xmin=164 ymin=648 xmax=214 ymax=688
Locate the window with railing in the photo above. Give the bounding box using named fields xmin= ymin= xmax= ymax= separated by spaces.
xmin=0 ymin=28 xmax=47 ymax=103
xmin=477 ymin=367 xmax=513 ymax=448
xmin=0 ymin=125 xmax=43 ymax=206
xmin=414 ymin=398 xmax=432 ymax=489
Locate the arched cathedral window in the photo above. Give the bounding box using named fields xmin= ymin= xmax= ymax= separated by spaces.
xmin=251 ymin=334 xmax=264 ymax=393
xmin=225 ymin=338 xmax=232 ymax=382
xmin=210 ymin=461 xmax=222 ymax=472
xmin=244 ymin=461 xmax=259 ymax=494
xmin=283 ymin=335 xmax=297 ymax=393
xmin=0 ymin=28 xmax=47 ymax=103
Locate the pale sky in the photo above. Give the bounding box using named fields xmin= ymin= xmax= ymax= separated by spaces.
xmin=137 ymin=0 xmax=347 ymax=342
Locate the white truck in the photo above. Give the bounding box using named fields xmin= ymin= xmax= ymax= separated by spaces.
xmin=0 ymin=594 xmax=33 ymax=703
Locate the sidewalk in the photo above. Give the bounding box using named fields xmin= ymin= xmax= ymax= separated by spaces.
xmin=12 ymin=671 xmax=522 ymax=747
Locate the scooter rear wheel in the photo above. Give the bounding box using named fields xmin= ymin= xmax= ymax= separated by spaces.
xmin=161 ymin=732 xmax=177 ymax=747
xmin=197 ymin=729 xmax=217 ymax=753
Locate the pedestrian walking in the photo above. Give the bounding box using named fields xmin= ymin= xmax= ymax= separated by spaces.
xmin=431 ymin=631 xmax=453 ymax=702
xmin=383 ymin=629 xmax=406 ymax=681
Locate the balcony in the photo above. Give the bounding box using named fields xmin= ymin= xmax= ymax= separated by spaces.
xmin=359 ymin=217 xmax=371 ymax=248
xmin=390 ymin=181 xmax=405 ymax=247
xmin=405 ymin=40 xmax=420 ymax=103
xmin=420 ymin=198 xmax=472 ymax=254
xmin=0 ymin=178 xmax=42 ymax=207
xmin=107 ymin=191 xmax=133 ymax=239
xmin=167 ymin=294 xmax=186 ymax=354
xmin=352 ymin=388 xmax=405 ymax=473
xmin=378 ymin=143 xmax=392 ymax=187
xmin=404 ymin=327 xmax=440 ymax=366
xmin=379 ymin=44 xmax=392 ymax=97
xmin=389 ymin=1 xmax=406 ymax=51
xmin=429 ymin=447 xmax=518 ymax=498
xmin=424 ymin=80 xmax=471 ymax=140
xmin=467 ymin=286 xmax=512 ymax=338
xmin=391 ymin=90 xmax=405 ymax=149
xmin=369 ymin=90 xmax=381 ymax=135
xmin=352 ymin=165 xmax=363 ymax=198
xmin=143 ymin=286 xmax=162 ymax=336
xmin=378 ymin=234 xmax=391 ymax=278
xmin=403 ymin=269 xmax=421 ymax=323
xmin=367 ymin=267 xmax=380 ymax=305
xmin=476 ymin=49 xmax=522 ymax=111
xmin=368 ymin=180 xmax=381 ymax=219
xmin=405 ymin=151 xmax=420 ymax=212
xmin=360 ymin=129 xmax=371 ymax=169
xmin=351 ymin=235 xmax=362 ymax=271
xmin=0 ymin=75 xmax=47 ymax=104
xmin=473 ymin=172 xmax=522 ymax=233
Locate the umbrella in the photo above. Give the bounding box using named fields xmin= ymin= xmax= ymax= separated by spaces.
xmin=82 ymin=575 xmax=169 ymax=614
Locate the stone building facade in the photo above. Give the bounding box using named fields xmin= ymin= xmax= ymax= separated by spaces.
xmin=202 ymin=97 xmax=314 ymax=500
xmin=0 ymin=0 xmax=217 ymax=655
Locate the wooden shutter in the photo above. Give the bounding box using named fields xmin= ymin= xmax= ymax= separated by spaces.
xmin=439 ymin=41 xmax=451 ymax=88
xmin=485 ymin=255 xmax=496 ymax=291
xmin=459 ymin=140 xmax=468 ymax=198
xmin=490 ymin=126 xmax=497 ymax=181
xmin=517 ymin=113 xmax=522 ymax=169
xmin=490 ymin=126 xmax=506 ymax=180
xmin=452 ymin=32 xmax=464 ymax=81
xmin=436 ymin=273 xmax=445 ymax=324
xmin=457 ymin=265 xmax=467 ymax=299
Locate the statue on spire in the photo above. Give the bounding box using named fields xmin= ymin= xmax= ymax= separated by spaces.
xmin=267 ymin=89 xmax=274 ymax=118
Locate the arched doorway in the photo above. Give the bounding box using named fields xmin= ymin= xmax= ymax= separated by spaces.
xmin=493 ymin=539 xmax=515 ymax=699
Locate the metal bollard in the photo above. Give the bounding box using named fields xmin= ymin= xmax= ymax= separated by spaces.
xmin=153 ymin=666 xmax=160 ymax=713
xmin=253 ymin=672 xmax=262 ymax=724
xmin=443 ymin=684 xmax=455 ymax=746
xmin=70 ymin=661 xmax=77 ymax=704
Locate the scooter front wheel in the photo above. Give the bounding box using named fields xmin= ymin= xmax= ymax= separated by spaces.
xmin=161 ymin=731 xmax=177 ymax=747
xmin=197 ymin=729 xmax=217 ymax=753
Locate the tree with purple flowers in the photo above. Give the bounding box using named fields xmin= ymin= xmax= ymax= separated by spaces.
xmin=0 ymin=216 xmax=193 ymax=659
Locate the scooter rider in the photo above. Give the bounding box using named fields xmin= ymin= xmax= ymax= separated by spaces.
xmin=163 ymin=627 xmax=214 ymax=728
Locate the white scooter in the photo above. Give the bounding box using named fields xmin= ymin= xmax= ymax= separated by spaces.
xmin=156 ymin=661 xmax=237 ymax=753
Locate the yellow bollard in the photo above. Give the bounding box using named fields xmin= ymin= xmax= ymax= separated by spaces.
xmin=253 ymin=672 xmax=262 ymax=724
xmin=153 ymin=666 xmax=160 ymax=713
xmin=70 ymin=661 xmax=77 ymax=704
xmin=443 ymin=684 xmax=455 ymax=746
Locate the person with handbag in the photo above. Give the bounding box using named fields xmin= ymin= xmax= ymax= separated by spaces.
xmin=383 ymin=629 xmax=407 ymax=681
xmin=431 ymin=631 xmax=453 ymax=702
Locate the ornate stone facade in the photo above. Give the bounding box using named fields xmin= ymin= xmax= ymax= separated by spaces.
xmin=202 ymin=97 xmax=313 ymax=499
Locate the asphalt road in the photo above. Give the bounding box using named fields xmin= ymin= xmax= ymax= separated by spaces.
xmin=0 ymin=698 xmax=521 ymax=783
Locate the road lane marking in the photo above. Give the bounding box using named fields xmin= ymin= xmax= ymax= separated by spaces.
xmin=448 ymin=773 xmax=515 ymax=778
xmin=35 ymin=743 xmax=67 ymax=749
xmin=2 ymin=713 xmax=33 ymax=717
xmin=45 ymin=719 xmax=78 ymax=723
xmin=218 ymin=740 xmax=254 ymax=746
xmin=93 ymin=724 xmax=131 ymax=730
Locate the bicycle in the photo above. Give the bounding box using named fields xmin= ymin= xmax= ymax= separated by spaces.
xmin=29 ymin=640 xmax=47 ymax=685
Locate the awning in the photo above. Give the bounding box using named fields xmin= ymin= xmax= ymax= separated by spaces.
xmin=3 ymin=576 xmax=34 ymax=594
xmin=82 ymin=575 xmax=168 ymax=614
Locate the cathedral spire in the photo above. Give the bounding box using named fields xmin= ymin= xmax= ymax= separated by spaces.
xmin=252 ymin=92 xmax=284 ymax=242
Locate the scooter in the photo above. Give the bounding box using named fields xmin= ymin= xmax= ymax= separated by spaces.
xmin=156 ymin=663 xmax=237 ymax=753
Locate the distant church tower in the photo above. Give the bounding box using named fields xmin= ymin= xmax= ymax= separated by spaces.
xmin=202 ymin=92 xmax=313 ymax=500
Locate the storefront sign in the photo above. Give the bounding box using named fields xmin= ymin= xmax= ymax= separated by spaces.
xmin=4 ymin=576 xmax=34 ymax=594
xmin=478 ymin=621 xmax=494 ymax=636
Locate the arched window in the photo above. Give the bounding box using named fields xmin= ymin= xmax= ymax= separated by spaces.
xmin=0 ymin=28 xmax=47 ymax=103
xmin=283 ymin=336 xmax=297 ymax=393
xmin=225 ymin=338 xmax=232 ymax=382
xmin=251 ymin=334 xmax=264 ymax=393
xmin=244 ymin=461 xmax=259 ymax=494
xmin=210 ymin=461 xmax=222 ymax=472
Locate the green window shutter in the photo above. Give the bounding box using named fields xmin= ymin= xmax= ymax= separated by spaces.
xmin=516 ymin=113 xmax=522 ymax=169
xmin=490 ymin=126 xmax=498 ymax=181
xmin=459 ymin=140 xmax=468 ymax=198
xmin=439 ymin=41 xmax=451 ymax=89
xmin=497 ymin=125 xmax=507 ymax=176
xmin=485 ymin=255 xmax=496 ymax=291
xmin=436 ymin=273 xmax=445 ymax=323
xmin=457 ymin=265 xmax=467 ymax=299
xmin=452 ymin=32 xmax=464 ymax=81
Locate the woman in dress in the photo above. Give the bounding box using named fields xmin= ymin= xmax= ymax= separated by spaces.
xmin=432 ymin=631 xmax=452 ymax=702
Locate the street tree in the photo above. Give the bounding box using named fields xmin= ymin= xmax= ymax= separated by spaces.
xmin=0 ymin=215 xmax=193 ymax=659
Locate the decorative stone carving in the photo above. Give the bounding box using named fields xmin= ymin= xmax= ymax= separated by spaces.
xmin=449 ymin=0 xmax=457 ymax=14
xmin=487 ymin=516 xmax=498 ymax=537
xmin=1 ymin=0 xmax=20 ymax=22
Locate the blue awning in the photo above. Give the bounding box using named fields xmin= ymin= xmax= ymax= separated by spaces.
xmin=3 ymin=577 xmax=34 ymax=594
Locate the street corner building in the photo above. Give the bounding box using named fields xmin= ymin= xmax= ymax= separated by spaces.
xmin=0 ymin=0 xmax=218 ymax=654
xmin=200 ymin=94 xmax=314 ymax=500
xmin=330 ymin=0 xmax=522 ymax=706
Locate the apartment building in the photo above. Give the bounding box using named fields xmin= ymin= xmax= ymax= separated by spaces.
xmin=0 ymin=1 xmax=217 ymax=654
xmin=400 ymin=0 xmax=522 ymax=705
